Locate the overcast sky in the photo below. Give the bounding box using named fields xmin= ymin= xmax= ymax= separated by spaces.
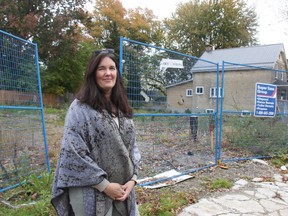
xmin=87 ymin=0 xmax=288 ymax=51
xmin=246 ymin=0 xmax=288 ymax=51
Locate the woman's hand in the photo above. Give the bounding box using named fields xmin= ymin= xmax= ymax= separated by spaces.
xmin=115 ymin=180 xmax=136 ymax=202
xmin=103 ymin=183 xmax=125 ymax=200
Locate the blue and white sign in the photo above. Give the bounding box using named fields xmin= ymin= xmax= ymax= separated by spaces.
xmin=254 ymin=83 xmax=277 ymax=117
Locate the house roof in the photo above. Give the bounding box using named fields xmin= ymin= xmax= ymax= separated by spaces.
xmin=191 ymin=43 xmax=285 ymax=72
xmin=272 ymin=79 xmax=288 ymax=87
xmin=166 ymin=79 xmax=193 ymax=89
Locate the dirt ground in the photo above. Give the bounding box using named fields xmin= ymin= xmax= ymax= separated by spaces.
xmin=134 ymin=157 xmax=284 ymax=215
xmin=45 ymin=113 xmax=283 ymax=203
xmin=171 ymin=159 xmax=280 ymax=199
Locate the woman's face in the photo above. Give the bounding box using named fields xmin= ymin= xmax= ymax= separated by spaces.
xmin=95 ymin=56 xmax=117 ymax=95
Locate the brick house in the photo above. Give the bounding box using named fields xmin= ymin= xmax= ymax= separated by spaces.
xmin=166 ymin=44 xmax=288 ymax=113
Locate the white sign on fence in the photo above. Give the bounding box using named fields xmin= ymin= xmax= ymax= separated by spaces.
xmin=160 ymin=59 xmax=184 ymax=70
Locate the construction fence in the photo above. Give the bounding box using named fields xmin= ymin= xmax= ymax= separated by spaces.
xmin=0 ymin=30 xmax=50 ymax=192
xmin=1 ymin=31 xmax=287 ymax=191
xmin=120 ymin=37 xmax=288 ymax=186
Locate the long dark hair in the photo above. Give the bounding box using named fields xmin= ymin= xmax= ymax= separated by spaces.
xmin=76 ymin=50 xmax=133 ymax=118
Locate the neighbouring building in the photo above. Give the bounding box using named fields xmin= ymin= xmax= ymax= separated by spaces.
xmin=166 ymin=44 xmax=288 ymax=113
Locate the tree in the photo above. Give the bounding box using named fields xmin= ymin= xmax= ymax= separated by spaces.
xmin=0 ymin=0 xmax=93 ymax=95
xmin=86 ymin=0 xmax=126 ymax=51
xmin=86 ymin=0 xmax=165 ymax=51
xmin=41 ymin=41 xmax=96 ymax=95
xmin=126 ymin=7 xmax=165 ymax=46
xmin=0 ymin=33 xmax=39 ymax=92
xmin=164 ymin=0 xmax=258 ymax=57
xmin=0 ymin=0 xmax=89 ymax=63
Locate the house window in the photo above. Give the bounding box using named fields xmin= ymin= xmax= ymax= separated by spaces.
xmin=275 ymin=71 xmax=284 ymax=80
xmin=280 ymin=91 xmax=287 ymax=100
xmin=205 ymin=109 xmax=214 ymax=113
xmin=241 ymin=110 xmax=252 ymax=117
xmin=210 ymin=87 xmax=223 ymax=98
xmin=186 ymin=89 xmax=193 ymax=97
xmin=196 ymin=86 xmax=204 ymax=95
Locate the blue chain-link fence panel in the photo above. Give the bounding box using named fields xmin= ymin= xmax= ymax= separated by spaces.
xmin=220 ymin=62 xmax=288 ymax=163
xmin=0 ymin=30 xmax=50 ymax=192
xmin=120 ymin=37 xmax=220 ymax=185
xmin=120 ymin=37 xmax=288 ymax=186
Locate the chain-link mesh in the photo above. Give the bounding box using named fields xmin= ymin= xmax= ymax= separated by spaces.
xmin=220 ymin=62 xmax=288 ymax=162
xmin=0 ymin=30 xmax=49 ymax=192
xmin=121 ymin=38 xmax=219 ymax=184
xmin=121 ymin=38 xmax=288 ymax=186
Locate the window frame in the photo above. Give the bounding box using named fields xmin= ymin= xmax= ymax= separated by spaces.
xmin=186 ymin=89 xmax=193 ymax=97
xmin=196 ymin=86 xmax=204 ymax=95
xmin=205 ymin=109 xmax=214 ymax=113
xmin=210 ymin=87 xmax=223 ymax=98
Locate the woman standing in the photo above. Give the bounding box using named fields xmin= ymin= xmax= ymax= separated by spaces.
xmin=51 ymin=49 xmax=141 ymax=216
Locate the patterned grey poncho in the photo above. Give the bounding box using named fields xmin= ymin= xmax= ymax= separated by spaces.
xmin=51 ymin=99 xmax=141 ymax=216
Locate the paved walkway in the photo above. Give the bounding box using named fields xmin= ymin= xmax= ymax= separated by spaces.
xmin=178 ymin=173 xmax=288 ymax=216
